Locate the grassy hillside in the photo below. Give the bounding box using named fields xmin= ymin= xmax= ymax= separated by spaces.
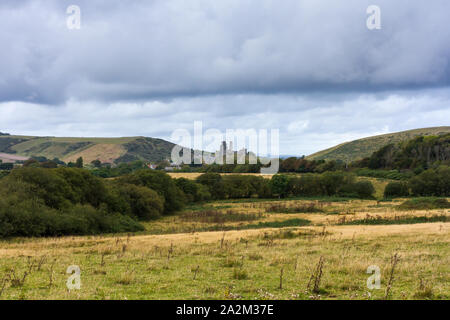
xmin=307 ymin=127 xmax=450 ymax=163
xmin=0 ymin=135 xmax=175 ymax=164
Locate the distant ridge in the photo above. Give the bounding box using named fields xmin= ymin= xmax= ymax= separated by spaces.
xmin=0 ymin=135 xmax=176 ymax=164
xmin=306 ymin=126 xmax=450 ymax=163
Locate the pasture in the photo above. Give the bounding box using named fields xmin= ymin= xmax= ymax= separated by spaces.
xmin=0 ymin=197 xmax=448 ymax=300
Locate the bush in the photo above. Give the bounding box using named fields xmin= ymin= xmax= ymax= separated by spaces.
xmin=270 ymin=175 xmax=290 ymax=198
xmin=0 ymin=167 xmax=154 ymax=237
xmin=196 ymin=173 xmax=225 ymax=199
xmin=108 ymin=183 xmax=165 ymax=220
xmin=384 ymin=181 xmax=409 ymax=198
xmin=353 ymin=181 xmax=375 ymax=198
xmin=54 ymin=167 xmax=109 ymax=207
xmin=409 ymin=166 xmax=450 ymax=197
xmin=288 ymin=174 xmax=323 ymax=197
xmin=0 ymin=171 xmax=9 ymax=179
xmin=320 ymin=171 xmax=356 ymax=196
xmin=339 ymin=180 xmax=375 ymax=198
xmin=119 ymin=170 xmax=186 ymax=214
xmin=0 ymin=200 xmax=143 ymax=238
xmin=223 ymin=175 xmax=271 ymax=199
xmin=3 ymin=167 xmax=74 ymax=210
xmin=175 ymin=178 xmax=211 ymax=202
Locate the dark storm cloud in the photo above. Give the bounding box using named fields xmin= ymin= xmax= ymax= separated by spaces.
xmin=1 ymin=0 xmax=450 ymax=104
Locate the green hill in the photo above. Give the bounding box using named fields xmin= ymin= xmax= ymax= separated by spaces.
xmin=354 ymin=133 xmax=450 ymax=169
xmin=0 ymin=134 xmax=176 ymax=164
xmin=307 ymin=127 xmax=450 ymax=163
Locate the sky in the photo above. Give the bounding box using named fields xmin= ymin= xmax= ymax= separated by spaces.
xmin=1 ymin=0 xmax=449 ymax=155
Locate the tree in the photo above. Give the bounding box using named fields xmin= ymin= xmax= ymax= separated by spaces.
xmin=91 ymin=159 xmax=102 ymax=168
xmin=110 ymin=183 xmax=165 ymax=220
xmin=175 ymin=178 xmax=211 ymax=202
xmin=23 ymin=159 xmax=40 ymax=167
xmin=41 ymin=161 xmax=58 ymax=169
xmin=0 ymin=163 xmax=14 ymax=170
xmin=270 ymin=175 xmax=290 ymax=198
xmin=352 ymin=181 xmax=375 ymax=198
xmin=196 ymin=173 xmax=225 ymax=199
xmin=75 ymin=157 xmax=83 ymax=168
xmin=384 ymin=182 xmax=409 ymax=198
xmin=409 ymin=166 xmax=450 ymax=196
xmin=119 ymin=170 xmax=186 ymax=214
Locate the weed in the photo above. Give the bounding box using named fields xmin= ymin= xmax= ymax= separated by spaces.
xmin=384 ymin=253 xmax=400 ymax=299
xmin=307 ymin=256 xmax=325 ymax=294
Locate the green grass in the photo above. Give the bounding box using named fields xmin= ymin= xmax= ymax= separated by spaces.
xmin=0 ymin=230 xmax=448 ymax=300
xmin=397 ymin=198 xmax=450 ymax=210
xmin=1 ymin=135 xmax=175 ymax=163
xmin=187 ymin=218 xmax=312 ymax=233
xmin=214 ymin=196 xmax=355 ymax=204
xmin=265 ymin=203 xmax=324 ymax=214
xmin=339 ymin=215 xmax=449 ymax=225
xmin=180 ymin=210 xmax=262 ymax=223
xmin=307 ymin=126 xmax=450 ymax=162
xmin=0 ymin=197 xmax=448 ymax=300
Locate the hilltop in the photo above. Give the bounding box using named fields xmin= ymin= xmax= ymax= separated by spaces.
xmin=307 ymin=127 xmax=450 ymax=163
xmin=0 ymin=135 xmax=175 ymax=164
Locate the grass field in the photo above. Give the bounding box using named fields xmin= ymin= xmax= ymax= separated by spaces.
xmin=0 ymin=197 xmax=448 ymax=300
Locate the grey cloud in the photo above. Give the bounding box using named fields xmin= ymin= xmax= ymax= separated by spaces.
xmin=1 ymin=0 xmax=450 ymax=104
xmin=1 ymin=89 xmax=449 ymax=155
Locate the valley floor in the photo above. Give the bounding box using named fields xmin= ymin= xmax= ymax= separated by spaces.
xmin=0 ymin=198 xmax=448 ymax=300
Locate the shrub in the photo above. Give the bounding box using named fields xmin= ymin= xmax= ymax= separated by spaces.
xmin=409 ymin=166 xmax=450 ymax=197
xmin=339 ymin=180 xmax=375 ymax=198
xmin=270 ymin=175 xmax=290 ymax=198
xmin=223 ymin=175 xmax=271 ymax=199
xmin=119 ymin=170 xmax=186 ymax=214
xmin=0 ymin=200 xmax=143 ymax=238
xmin=175 ymin=178 xmax=211 ymax=202
xmin=3 ymin=167 xmax=74 ymax=210
xmin=108 ymin=183 xmax=165 ymax=220
xmin=320 ymin=171 xmax=356 ymax=196
xmin=384 ymin=181 xmax=409 ymax=198
xmin=0 ymin=171 xmax=10 ymax=179
xmin=288 ymin=174 xmax=323 ymax=197
xmin=0 ymin=167 xmax=151 ymax=237
xmin=196 ymin=173 xmax=225 ymax=199
xmin=54 ymin=167 xmax=109 ymax=207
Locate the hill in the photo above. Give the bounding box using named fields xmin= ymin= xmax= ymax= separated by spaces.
xmin=307 ymin=127 xmax=450 ymax=163
xmin=354 ymin=133 xmax=450 ymax=169
xmin=0 ymin=135 xmax=176 ymax=164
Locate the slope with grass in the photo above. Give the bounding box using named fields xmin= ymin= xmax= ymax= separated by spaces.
xmin=307 ymin=127 xmax=450 ymax=163
xmin=0 ymin=135 xmax=176 ymax=164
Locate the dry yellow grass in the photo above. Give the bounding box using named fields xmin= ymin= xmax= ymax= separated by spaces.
xmin=63 ymin=144 xmax=127 ymax=164
xmin=1 ymin=223 xmax=446 ymax=258
xmin=0 ymin=198 xmax=448 ymax=300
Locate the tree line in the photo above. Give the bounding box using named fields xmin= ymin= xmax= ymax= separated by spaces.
xmin=0 ymin=167 xmax=378 ymax=238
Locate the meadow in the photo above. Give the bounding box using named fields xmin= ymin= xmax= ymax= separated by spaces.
xmin=0 ymin=196 xmax=448 ymax=300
